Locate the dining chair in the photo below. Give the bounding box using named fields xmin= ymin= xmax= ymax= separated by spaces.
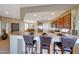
xmin=23 ymin=35 xmax=37 ymax=54
xmin=53 ymin=36 xmax=77 ymax=54
xmin=40 ymin=36 xmax=52 ymax=54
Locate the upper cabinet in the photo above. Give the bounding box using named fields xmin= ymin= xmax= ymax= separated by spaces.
xmin=63 ymin=14 xmax=71 ymax=29
xmin=56 ymin=18 xmax=64 ymax=28
xmin=51 ymin=13 xmax=71 ymax=29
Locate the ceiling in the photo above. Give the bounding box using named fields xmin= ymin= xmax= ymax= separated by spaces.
xmin=20 ymin=4 xmax=45 ymax=8
xmin=21 ymin=4 xmax=78 ymax=22
xmin=0 ymin=4 xmax=20 ymax=19
xmin=0 ymin=4 xmax=45 ymax=19
xmin=0 ymin=4 xmax=78 ymax=22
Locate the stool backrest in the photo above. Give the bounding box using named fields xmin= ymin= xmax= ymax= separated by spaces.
xmin=40 ymin=36 xmax=52 ymax=46
xmin=61 ymin=36 xmax=77 ymax=48
xmin=23 ymin=35 xmax=34 ymax=45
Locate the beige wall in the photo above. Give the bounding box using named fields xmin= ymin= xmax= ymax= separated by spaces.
xmin=42 ymin=22 xmax=51 ymax=33
xmin=0 ymin=16 xmax=24 ymax=34
xmin=0 ymin=21 xmax=1 ymax=35
xmin=71 ymin=6 xmax=79 ymax=36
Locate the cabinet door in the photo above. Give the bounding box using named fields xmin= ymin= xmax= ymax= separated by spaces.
xmin=59 ymin=18 xmax=64 ymax=28
xmin=64 ymin=14 xmax=71 ymax=29
xmin=56 ymin=18 xmax=64 ymax=28
xmin=56 ymin=19 xmax=60 ymax=28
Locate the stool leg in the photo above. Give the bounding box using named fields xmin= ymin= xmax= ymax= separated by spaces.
xmin=70 ymin=47 xmax=73 ymax=54
xmin=31 ymin=47 xmax=33 ymax=54
xmin=25 ymin=46 xmax=27 ymax=54
xmin=53 ymin=43 xmax=55 ymax=54
xmin=35 ymin=43 xmax=37 ymax=54
xmin=29 ymin=47 xmax=30 ymax=53
xmin=61 ymin=47 xmax=64 ymax=54
xmin=40 ymin=47 xmax=42 ymax=54
xmin=48 ymin=46 xmax=50 ymax=54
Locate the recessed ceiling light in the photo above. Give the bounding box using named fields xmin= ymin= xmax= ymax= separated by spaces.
xmin=51 ymin=12 xmax=55 ymax=15
xmin=34 ymin=14 xmax=37 ymax=17
xmin=5 ymin=11 xmax=8 ymax=14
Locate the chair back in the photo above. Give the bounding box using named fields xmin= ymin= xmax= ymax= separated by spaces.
xmin=40 ymin=36 xmax=52 ymax=46
xmin=61 ymin=36 xmax=77 ymax=48
xmin=23 ymin=35 xmax=34 ymax=45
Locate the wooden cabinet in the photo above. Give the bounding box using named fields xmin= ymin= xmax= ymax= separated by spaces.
xmin=60 ymin=18 xmax=64 ymax=28
xmin=51 ymin=13 xmax=71 ymax=29
xmin=56 ymin=18 xmax=64 ymax=28
xmin=56 ymin=20 xmax=59 ymax=28
xmin=64 ymin=14 xmax=71 ymax=29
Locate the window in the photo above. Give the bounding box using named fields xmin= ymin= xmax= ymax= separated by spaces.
xmin=25 ymin=23 xmax=28 ymax=30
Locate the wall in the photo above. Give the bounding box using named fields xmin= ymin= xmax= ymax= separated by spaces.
xmin=71 ymin=6 xmax=79 ymax=36
xmin=0 ymin=16 xmax=24 ymax=35
xmin=19 ymin=23 xmax=25 ymax=34
xmin=0 ymin=4 xmax=20 ymax=19
xmin=0 ymin=21 xmax=1 ymax=35
xmin=6 ymin=23 xmax=11 ymax=34
xmin=43 ymin=22 xmax=50 ymax=33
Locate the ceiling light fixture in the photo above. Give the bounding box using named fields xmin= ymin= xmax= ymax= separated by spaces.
xmin=5 ymin=11 xmax=9 ymax=14
xmin=34 ymin=14 xmax=37 ymax=17
xmin=51 ymin=12 xmax=55 ymax=15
